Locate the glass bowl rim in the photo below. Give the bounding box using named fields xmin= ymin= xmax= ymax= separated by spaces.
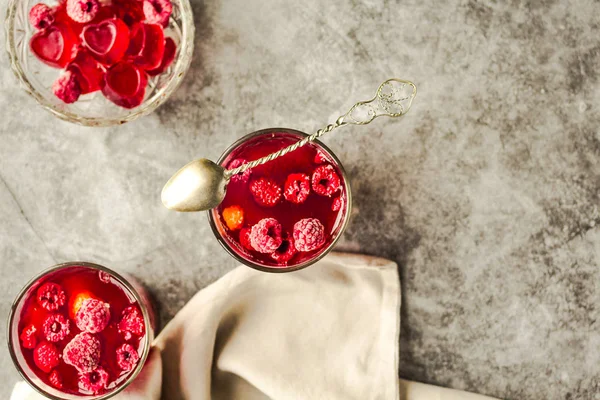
xmin=4 ymin=0 xmax=195 ymax=127
xmin=7 ymin=261 xmax=154 ymax=400
xmin=207 ymin=127 xmax=353 ymax=273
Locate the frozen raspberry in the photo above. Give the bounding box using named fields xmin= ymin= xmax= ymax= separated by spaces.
xmin=222 ymin=205 xmax=244 ymax=231
xmin=20 ymin=324 xmax=38 ymax=349
xmin=250 ymin=177 xmax=282 ymax=207
xmin=116 ymin=343 xmax=140 ymax=371
xmin=239 ymin=227 xmax=253 ymax=251
xmin=52 ymin=70 xmax=81 ymax=104
xmin=293 ymin=218 xmax=326 ymax=252
xmin=49 ymin=370 xmax=63 ymax=389
xmin=250 ymin=218 xmax=283 ymax=253
xmin=36 ymin=282 xmax=66 ymax=312
xmin=76 ymin=298 xmax=111 ymax=333
xmin=143 ymin=0 xmax=172 ymax=27
xmin=79 ymin=367 xmax=109 ymax=394
xmin=29 ymin=3 xmax=54 ymax=29
xmin=332 ymin=197 xmax=342 ymax=212
xmin=98 ymin=270 xmax=111 ymax=283
xmin=227 ymin=158 xmax=252 ymax=184
xmin=271 ymin=232 xmax=297 ymax=264
xmin=66 ymin=0 xmax=99 ymax=23
xmin=314 ymin=150 xmax=328 ymax=164
xmin=284 ymin=173 xmax=311 ymax=204
xmin=63 ymin=332 xmax=101 ymax=373
xmin=43 ymin=314 xmax=70 ymax=342
xmin=33 ymin=342 xmax=60 ymax=373
xmin=118 ymin=306 xmax=145 ymax=340
xmin=311 ymin=164 xmax=341 ymax=197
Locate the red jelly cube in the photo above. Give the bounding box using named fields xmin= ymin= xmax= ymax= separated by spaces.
xmin=126 ymin=23 xmax=165 ymax=70
xmin=82 ymin=18 xmax=130 ymax=65
xmin=67 ymin=50 xmax=105 ymax=94
xmin=29 ymin=22 xmax=78 ymax=69
xmin=147 ymin=37 xmax=176 ymax=76
xmin=102 ymin=61 xmax=148 ymax=109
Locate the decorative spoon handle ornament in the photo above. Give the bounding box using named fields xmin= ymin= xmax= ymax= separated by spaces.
xmin=161 ymin=78 xmax=417 ymax=212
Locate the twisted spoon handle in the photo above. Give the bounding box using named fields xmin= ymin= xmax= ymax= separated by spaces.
xmin=225 ymin=78 xmax=417 ymax=179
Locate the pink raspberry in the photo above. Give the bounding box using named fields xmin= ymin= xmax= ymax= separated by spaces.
xmin=239 ymin=227 xmax=253 ymax=251
xmin=33 ymin=342 xmax=60 ymax=373
xmin=79 ymin=367 xmax=109 ymax=394
xmin=52 ymin=70 xmax=81 ymax=104
xmin=311 ymin=164 xmax=341 ymax=197
xmin=250 ymin=177 xmax=282 ymax=207
xmin=29 ymin=3 xmax=54 ymax=29
xmin=75 ymin=298 xmax=111 ymax=333
xmin=66 ymin=0 xmax=99 ymax=23
xmin=270 ymin=232 xmax=297 ymax=265
xmin=227 ymin=158 xmax=252 ymax=184
xmin=49 ymin=370 xmax=63 ymax=389
xmin=250 ymin=218 xmax=283 ymax=253
xmin=332 ymin=197 xmax=342 ymax=212
xmin=283 ymin=173 xmax=311 ymax=204
xmin=116 ymin=343 xmax=140 ymax=371
xmin=118 ymin=306 xmax=145 ymax=340
xmin=143 ymin=0 xmax=172 ymax=27
xmin=20 ymin=324 xmax=38 ymax=349
xmin=293 ymin=218 xmax=326 ymax=252
xmin=63 ymin=332 xmax=101 ymax=373
xmin=43 ymin=314 xmax=70 ymax=342
xmin=314 ymin=150 xmax=328 ymax=164
xmin=36 ymin=282 xmax=66 ymax=312
xmin=98 ymin=270 xmax=111 ymax=283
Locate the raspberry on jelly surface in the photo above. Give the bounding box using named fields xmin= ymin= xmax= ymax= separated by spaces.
xmin=29 ymin=3 xmax=55 ymax=29
xmin=118 ymin=306 xmax=145 ymax=339
xmin=98 ymin=270 xmax=111 ymax=283
xmin=63 ymin=332 xmax=101 ymax=373
xmin=293 ymin=218 xmax=326 ymax=252
xmin=79 ymin=367 xmax=109 ymax=394
xmin=314 ymin=150 xmax=328 ymax=164
xmin=250 ymin=177 xmax=282 ymax=207
xmin=66 ymin=0 xmax=99 ymax=23
xmin=52 ymin=70 xmax=81 ymax=104
xmin=331 ymin=197 xmax=342 ymax=212
xmin=20 ymin=324 xmax=38 ymax=349
xmin=36 ymin=282 xmax=66 ymax=312
xmin=116 ymin=343 xmax=140 ymax=371
xmin=227 ymin=158 xmax=252 ymax=184
xmin=283 ymin=173 xmax=311 ymax=204
xmin=143 ymin=0 xmax=172 ymax=27
xmin=75 ymin=298 xmax=111 ymax=334
xmin=222 ymin=205 xmax=244 ymax=231
xmin=250 ymin=218 xmax=283 ymax=253
xmin=49 ymin=370 xmax=63 ymax=389
xmin=33 ymin=342 xmax=60 ymax=373
xmin=43 ymin=314 xmax=70 ymax=342
xmin=239 ymin=228 xmax=253 ymax=251
xmin=311 ymin=164 xmax=341 ymax=197
xmin=270 ymin=232 xmax=297 ymax=264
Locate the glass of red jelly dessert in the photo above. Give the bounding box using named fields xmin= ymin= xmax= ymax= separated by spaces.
xmin=208 ymin=128 xmax=352 ymax=272
xmin=5 ymin=0 xmax=194 ymax=126
xmin=8 ymin=262 xmax=156 ymax=399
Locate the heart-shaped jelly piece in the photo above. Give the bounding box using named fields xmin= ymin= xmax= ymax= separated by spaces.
xmin=83 ymin=18 xmax=130 ymax=65
xmin=126 ymin=23 xmax=164 ymax=70
xmin=30 ymin=23 xmax=78 ymax=68
xmin=102 ymin=61 xmax=148 ymax=109
xmin=68 ymin=50 xmax=105 ymax=94
xmin=147 ymin=37 xmax=176 ymax=76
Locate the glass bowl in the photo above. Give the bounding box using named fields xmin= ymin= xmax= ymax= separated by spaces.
xmin=208 ymin=128 xmax=352 ymax=273
xmin=5 ymin=0 xmax=194 ymax=126
xmin=7 ymin=261 xmax=156 ymax=399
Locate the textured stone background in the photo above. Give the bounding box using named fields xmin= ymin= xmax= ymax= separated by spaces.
xmin=1 ymin=0 xmax=599 ymax=399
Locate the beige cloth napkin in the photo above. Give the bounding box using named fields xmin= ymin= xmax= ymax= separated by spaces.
xmin=12 ymin=252 xmax=497 ymax=400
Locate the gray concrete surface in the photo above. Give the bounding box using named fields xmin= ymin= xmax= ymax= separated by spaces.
xmin=1 ymin=0 xmax=599 ymax=399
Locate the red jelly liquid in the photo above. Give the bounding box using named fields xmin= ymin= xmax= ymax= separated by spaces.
xmin=211 ymin=130 xmax=349 ymax=269
xmin=15 ymin=265 xmax=150 ymax=396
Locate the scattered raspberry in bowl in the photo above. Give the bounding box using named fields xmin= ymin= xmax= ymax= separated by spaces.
xmin=250 ymin=218 xmax=283 ymax=253
xmin=79 ymin=367 xmax=109 ymax=394
xmin=42 ymin=314 xmax=70 ymax=342
xmin=36 ymin=282 xmax=66 ymax=312
xmin=116 ymin=343 xmax=140 ymax=371
xmin=63 ymin=332 xmax=101 ymax=373
xmin=75 ymin=298 xmax=111 ymax=333
xmin=293 ymin=218 xmax=326 ymax=252
xmin=33 ymin=342 xmax=61 ymax=373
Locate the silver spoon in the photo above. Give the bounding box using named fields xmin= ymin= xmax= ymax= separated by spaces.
xmin=161 ymin=78 xmax=417 ymax=212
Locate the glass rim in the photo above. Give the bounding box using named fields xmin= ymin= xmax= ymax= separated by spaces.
xmin=4 ymin=0 xmax=195 ymax=127
xmin=7 ymin=261 xmax=154 ymax=400
xmin=207 ymin=127 xmax=353 ymax=273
